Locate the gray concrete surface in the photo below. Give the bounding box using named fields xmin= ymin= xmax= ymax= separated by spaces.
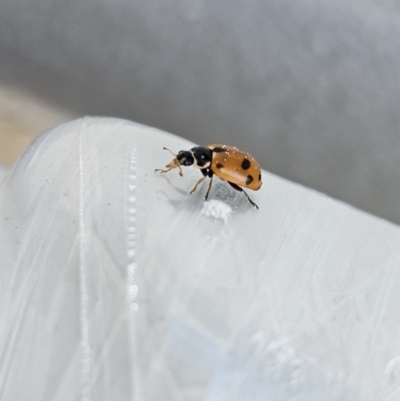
xmin=1 ymin=0 xmax=400 ymax=224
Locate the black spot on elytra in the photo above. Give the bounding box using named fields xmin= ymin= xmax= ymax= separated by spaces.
xmin=246 ymin=175 xmax=254 ymax=185
xmin=216 ymin=163 xmax=224 ymax=169
xmin=241 ymin=158 xmax=251 ymax=170
xmin=258 ymin=173 xmax=262 ymax=181
xmin=212 ymin=147 xmax=224 ymax=153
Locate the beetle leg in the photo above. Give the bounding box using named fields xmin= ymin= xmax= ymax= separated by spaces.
xmin=155 ymin=164 xmax=183 ymax=176
xmin=190 ymin=176 xmax=206 ymax=194
xmin=204 ymin=174 xmax=214 ymax=200
xmin=228 ymin=182 xmax=259 ymax=209
xmin=155 ymin=166 xmax=172 ymax=174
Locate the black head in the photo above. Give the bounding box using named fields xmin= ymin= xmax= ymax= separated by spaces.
xmin=177 ymin=150 xmax=194 ymax=166
xmin=190 ymin=147 xmax=212 ymax=168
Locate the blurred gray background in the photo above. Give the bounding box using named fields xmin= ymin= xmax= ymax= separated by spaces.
xmin=1 ymin=0 xmax=400 ymax=224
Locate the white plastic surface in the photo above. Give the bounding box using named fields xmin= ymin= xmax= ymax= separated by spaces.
xmin=1 ymin=117 xmax=400 ymax=401
xmin=0 ymin=164 xmax=8 ymax=184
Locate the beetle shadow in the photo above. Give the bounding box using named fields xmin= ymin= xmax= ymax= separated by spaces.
xmin=209 ymin=181 xmax=253 ymax=213
xmin=159 ymin=175 xmax=254 ymax=214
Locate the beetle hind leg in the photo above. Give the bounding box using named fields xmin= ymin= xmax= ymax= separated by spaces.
xmin=228 ymin=182 xmax=259 ymax=209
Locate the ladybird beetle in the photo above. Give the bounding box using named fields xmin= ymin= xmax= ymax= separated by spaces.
xmin=155 ymin=144 xmax=262 ymax=209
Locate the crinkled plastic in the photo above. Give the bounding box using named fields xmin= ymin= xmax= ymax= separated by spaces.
xmin=1 ymin=117 xmax=400 ymax=401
